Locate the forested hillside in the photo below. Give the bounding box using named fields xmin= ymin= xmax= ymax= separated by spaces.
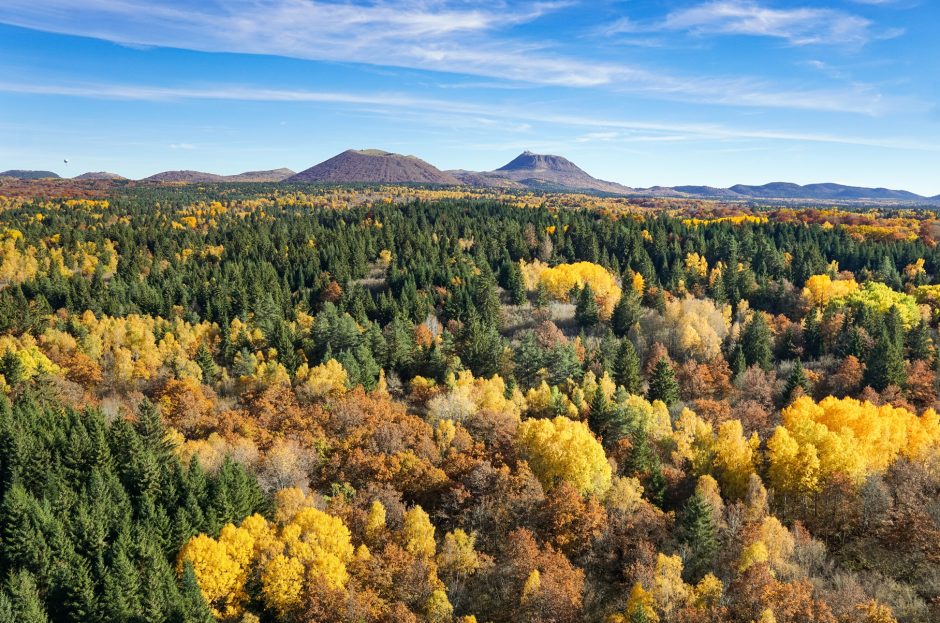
xmin=0 ymin=183 xmax=937 ymax=623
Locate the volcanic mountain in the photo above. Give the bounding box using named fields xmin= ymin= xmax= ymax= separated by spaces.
xmin=726 ymin=182 xmax=925 ymax=202
xmin=450 ymin=151 xmax=633 ymax=194
xmin=0 ymin=170 xmax=61 ymax=179
xmin=142 ymin=170 xmax=226 ymax=183
xmin=74 ymin=171 xmax=127 ymax=180
xmin=287 ymin=149 xmax=460 ymax=184
xmin=141 ymin=168 xmax=296 ymax=183
xmin=224 ymin=168 xmax=296 ymax=182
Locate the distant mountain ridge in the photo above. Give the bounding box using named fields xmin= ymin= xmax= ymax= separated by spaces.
xmin=142 ymin=168 xmax=296 ymax=183
xmin=725 ymin=182 xmax=924 ymax=202
xmin=74 ymin=171 xmax=127 ymax=180
xmin=287 ymin=149 xmax=460 ymax=184
xmin=1 ymin=170 xmax=61 ymax=179
xmin=449 ymin=151 xmax=634 ymax=194
xmin=224 ymin=168 xmax=296 ymax=182
xmin=4 ymin=151 xmax=937 ymax=203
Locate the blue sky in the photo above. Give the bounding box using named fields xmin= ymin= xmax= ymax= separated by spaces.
xmin=1 ymin=0 xmax=938 ymax=194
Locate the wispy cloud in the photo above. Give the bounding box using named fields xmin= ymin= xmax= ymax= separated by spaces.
xmin=0 ymin=79 xmax=935 ymax=152
xmin=607 ymin=1 xmax=894 ymax=46
xmin=0 ymin=0 xmax=894 ymax=113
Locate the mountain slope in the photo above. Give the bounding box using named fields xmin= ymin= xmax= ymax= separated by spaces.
xmin=74 ymin=171 xmax=127 ymax=180
xmin=0 ymin=170 xmax=61 ymax=179
xmin=460 ymin=151 xmax=633 ymax=194
xmin=224 ymin=168 xmax=295 ymax=182
xmin=287 ymin=150 xmax=460 ymax=184
xmin=727 ymin=182 xmax=925 ymax=202
xmin=142 ymin=170 xmax=226 ymax=183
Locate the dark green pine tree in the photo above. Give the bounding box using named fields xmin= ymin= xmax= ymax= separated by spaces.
xmin=679 ymin=492 xmax=717 ymax=582
xmin=575 ymin=283 xmax=600 ymax=328
xmin=614 ymin=339 xmax=642 ymax=395
xmin=176 ymin=563 xmax=214 ymax=623
xmin=907 ymin=320 xmax=933 ymax=362
xmin=0 ymin=351 xmax=23 ymax=389
xmin=135 ymin=398 xmax=174 ymax=466
xmin=802 ymin=310 xmax=821 ymax=359
xmin=533 ymin=282 xmax=550 ymax=310
xmin=502 ymin=260 xmax=527 ymax=306
xmin=866 ymin=323 xmax=906 ymax=391
xmin=730 ymin=344 xmax=747 ymax=378
xmin=784 ymin=359 xmax=810 ymax=402
xmin=457 ymin=314 xmax=504 ymax=378
xmin=513 ymin=332 xmax=545 ymax=389
xmin=587 ymin=386 xmax=611 ymax=439
xmin=647 ymin=357 xmax=679 ymax=406
xmin=546 ymin=343 xmax=582 ymax=386
xmin=2 ymin=570 xmax=49 ymax=623
xmin=627 ymin=432 xmax=666 ymax=507
xmin=194 ymin=343 xmax=217 ymax=384
xmin=271 ymin=319 xmax=299 ymax=376
xmin=741 ymin=311 xmax=773 ymax=371
xmin=100 ymin=543 xmax=143 ymax=622
xmin=50 ymin=556 xmax=98 ymax=623
xmin=611 ymin=291 xmax=640 ymax=337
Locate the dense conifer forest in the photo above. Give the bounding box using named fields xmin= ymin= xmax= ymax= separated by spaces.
xmin=0 ymin=182 xmax=937 ymax=622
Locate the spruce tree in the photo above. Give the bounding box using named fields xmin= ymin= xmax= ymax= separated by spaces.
xmin=0 ymin=351 xmax=22 ymax=389
xmin=575 ymin=283 xmax=599 ymax=328
xmin=741 ymin=311 xmax=773 ymax=371
xmin=802 ymin=310 xmax=821 ymax=359
xmin=533 ymin=282 xmax=550 ymax=310
xmin=679 ymin=493 xmax=717 ymax=582
xmin=647 ymin=357 xmax=679 ymax=406
xmin=502 ymin=261 xmax=527 ymax=306
xmin=866 ymin=324 xmax=906 ymax=391
xmin=194 ymin=343 xmax=216 ymax=384
xmin=176 ymin=563 xmax=214 ymax=623
xmin=907 ymin=320 xmax=933 ymax=362
xmin=614 ymin=339 xmax=642 ymax=395
xmin=3 ymin=570 xmax=49 ymax=623
xmin=784 ymin=359 xmax=810 ymax=402
xmin=611 ymin=291 xmax=640 ymax=337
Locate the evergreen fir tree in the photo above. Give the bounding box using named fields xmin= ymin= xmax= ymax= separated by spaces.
xmin=575 ymin=283 xmax=600 ymax=328
xmin=907 ymin=320 xmax=933 ymax=361
xmin=611 ymin=291 xmax=640 ymax=337
xmin=866 ymin=323 xmax=906 ymax=391
xmin=802 ymin=310 xmax=821 ymax=359
xmin=502 ymin=261 xmax=527 ymax=306
xmin=784 ymin=359 xmax=810 ymax=402
xmin=614 ymin=339 xmax=642 ymax=395
xmin=3 ymin=570 xmax=49 ymax=623
xmin=176 ymin=563 xmax=213 ymax=623
xmin=647 ymin=357 xmax=679 ymax=406
xmin=533 ymin=282 xmax=550 ymax=310
xmin=194 ymin=343 xmax=216 ymax=384
xmin=741 ymin=311 xmax=773 ymax=371
xmin=679 ymin=493 xmax=717 ymax=582
xmin=731 ymin=344 xmax=746 ymax=378
xmin=0 ymin=351 xmax=22 ymax=389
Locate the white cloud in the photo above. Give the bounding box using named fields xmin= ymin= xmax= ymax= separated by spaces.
xmin=0 ymin=0 xmax=894 ymax=112
xmin=624 ymin=1 xmax=886 ymax=46
xmin=0 ymin=79 xmax=934 ymax=152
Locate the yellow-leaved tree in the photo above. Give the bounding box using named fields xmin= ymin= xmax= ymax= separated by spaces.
xmin=517 ymin=416 xmax=612 ymax=496
xmin=178 ymin=490 xmax=356 ymax=620
xmin=522 ymin=261 xmax=623 ymax=319
xmin=768 ymin=396 xmax=940 ymax=492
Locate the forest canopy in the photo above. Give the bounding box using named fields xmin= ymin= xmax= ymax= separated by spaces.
xmin=0 ymin=182 xmax=937 ymax=623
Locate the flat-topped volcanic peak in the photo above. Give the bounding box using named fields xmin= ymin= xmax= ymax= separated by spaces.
xmin=286 ymin=150 xmax=461 ymax=185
